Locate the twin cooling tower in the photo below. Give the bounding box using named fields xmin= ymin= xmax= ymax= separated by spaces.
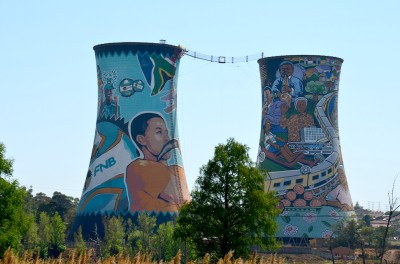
xmin=74 ymin=42 xmax=354 ymax=240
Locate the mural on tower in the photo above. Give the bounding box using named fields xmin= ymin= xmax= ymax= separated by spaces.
xmin=257 ymin=55 xmax=354 ymax=239
xmin=75 ymin=43 xmax=190 ymax=227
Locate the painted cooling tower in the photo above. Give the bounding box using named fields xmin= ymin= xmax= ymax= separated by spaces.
xmin=74 ymin=42 xmax=190 ymax=232
xmin=257 ymin=55 xmax=354 ymax=240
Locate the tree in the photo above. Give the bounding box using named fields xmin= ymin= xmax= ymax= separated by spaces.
xmin=330 ymin=217 xmax=370 ymax=264
xmin=175 ymin=138 xmax=280 ymax=259
xmin=331 ymin=218 xmax=360 ymax=250
xmin=0 ymin=143 xmax=31 ymax=255
xmin=38 ymin=212 xmax=51 ymax=258
xmin=370 ymin=226 xmax=393 ymax=260
xmin=0 ymin=177 xmax=31 ymax=255
xmin=74 ymin=226 xmax=86 ymax=255
xmin=103 ymin=216 xmax=125 ymax=257
xmin=154 ymin=222 xmax=176 ymax=261
xmin=136 ymin=213 xmax=156 ymax=254
xmin=48 ymin=191 xmax=79 ymax=231
xmin=379 ymin=179 xmax=400 ymax=264
xmin=23 ymin=215 xmax=40 ymax=253
xmin=49 ymin=212 xmax=66 ymax=256
xmin=354 ymin=202 xmax=363 ymax=210
xmin=32 ymin=192 xmax=52 ymax=219
xmin=0 ymin=143 xmax=13 ymax=177
xmin=362 ymin=215 xmax=372 ymax=227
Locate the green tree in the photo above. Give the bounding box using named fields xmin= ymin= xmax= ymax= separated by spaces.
xmin=136 ymin=213 xmax=156 ymax=254
xmin=49 ymin=212 xmax=66 ymax=256
xmin=74 ymin=226 xmax=86 ymax=255
xmin=49 ymin=191 xmax=79 ymax=231
xmin=0 ymin=143 xmax=13 ymax=177
xmin=362 ymin=215 xmax=372 ymax=227
xmin=32 ymin=192 xmax=52 ymax=219
xmin=354 ymin=201 xmax=363 ymax=210
xmin=23 ymin=215 xmax=40 ymax=253
xmin=154 ymin=222 xmax=176 ymax=261
xmin=103 ymin=216 xmax=125 ymax=257
xmin=369 ymin=226 xmax=393 ymax=260
xmin=175 ymin=138 xmax=280 ymax=259
xmin=329 ymin=217 xmax=372 ymax=263
xmin=331 ymin=217 xmax=362 ymax=249
xmin=38 ymin=212 xmax=51 ymax=258
xmin=0 ymin=177 xmax=30 ymax=255
xmin=0 ymin=143 xmax=31 ymax=255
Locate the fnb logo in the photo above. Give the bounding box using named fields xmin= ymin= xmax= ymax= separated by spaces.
xmin=94 ymin=157 xmax=116 ymax=176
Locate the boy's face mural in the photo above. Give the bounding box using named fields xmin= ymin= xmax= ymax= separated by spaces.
xmin=137 ymin=117 xmax=171 ymax=160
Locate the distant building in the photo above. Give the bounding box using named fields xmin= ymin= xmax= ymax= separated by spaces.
xmin=371 ymin=220 xmax=389 ymax=228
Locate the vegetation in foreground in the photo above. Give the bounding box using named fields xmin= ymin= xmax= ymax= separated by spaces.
xmin=0 ymin=248 xmax=288 ymax=264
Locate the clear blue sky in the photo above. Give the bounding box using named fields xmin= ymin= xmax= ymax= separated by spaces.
xmin=1 ymin=1 xmax=399 ymax=211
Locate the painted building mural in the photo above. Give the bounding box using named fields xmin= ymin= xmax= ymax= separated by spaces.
xmin=257 ymin=55 xmax=354 ymax=239
xmin=74 ymin=43 xmax=190 ymax=231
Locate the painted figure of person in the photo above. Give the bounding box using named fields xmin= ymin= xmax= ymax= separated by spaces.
xmin=271 ymin=61 xmax=303 ymax=103
xmin=286 ymin=97 xmax=315 ymax=142
xmin=100 ymin=81 xmax=120 ymax=120
xmin=265 ymin=92 xmax=291 ymax=135
xmin=126 ymin=112 xmax=187 ymax=213
xmin=97 ymin=65 xmax=103 ymax=112
xmin=263 ymin=119 xmax=286 ymax=154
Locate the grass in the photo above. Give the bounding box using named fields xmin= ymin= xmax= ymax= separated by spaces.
xmin=0 ymin=248 xmax=286 ymax=264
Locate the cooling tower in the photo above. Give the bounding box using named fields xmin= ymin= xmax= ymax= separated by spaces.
xmin=74 ymin=42 xmax=190 ymax=233
xmin=257 ymin=55 xmax=354 ymax=241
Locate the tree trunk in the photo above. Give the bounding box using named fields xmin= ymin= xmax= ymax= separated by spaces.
xmin=329 ymin=245 xmax=335 ymax=264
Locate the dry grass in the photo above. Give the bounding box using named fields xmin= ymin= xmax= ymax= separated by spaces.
xmin=0 ymin=248 xmax=287 ymax=264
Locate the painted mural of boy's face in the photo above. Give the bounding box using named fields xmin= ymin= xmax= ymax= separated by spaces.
xmin=136 ymin=117 xmax=171 ymax=160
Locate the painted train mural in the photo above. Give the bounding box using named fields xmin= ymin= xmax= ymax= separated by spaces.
xmin=74 ymin=43 xmax=190 ymax=233
xmin=257 ymin=55 xmax=354 ymax=240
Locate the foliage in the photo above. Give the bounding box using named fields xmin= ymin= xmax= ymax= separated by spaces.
xmin=22 ymin=215 xmax=39 ymax=252
xmin=362 ymin=214 xmax=372 ymax=226
xmin=153 ymin=222 xmax=175 ymax=261
xmin=74 ymin=226 xmax=87 ymax=255
xmin=49 ymin=212 xmax=66 ymax=256
xmin=0 ymin=143 xmax=13 ymax=177
xmin=379 ymin=179 xmax=400 ymax=263
xmin=331 ymin=217 xmax=362 ymax=249
xmin=37 ymin=212 xmax=51 ymax=258
xmin=0 ymin=144 xmax=31 ymax=255
xmin=29 ymin=191 xmax=79 ymax=232
xmin=103 ymin=216 xmax=125 ymax=257
xmin=368 ymin=226 xmax=394 ymax=259
xmin=49 ymin=192 xmax=79 ymax=228
xmin=354 ymin=201 xmax=363 ymax=210
xmin=175 ymin=138 xmax=280 ymax=259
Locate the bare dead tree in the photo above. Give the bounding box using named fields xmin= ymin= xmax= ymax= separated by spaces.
xmin=89 ymin=224 xmax=103 ymax=263
xmin=380 ymin=177 xmax=400 ymax=264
